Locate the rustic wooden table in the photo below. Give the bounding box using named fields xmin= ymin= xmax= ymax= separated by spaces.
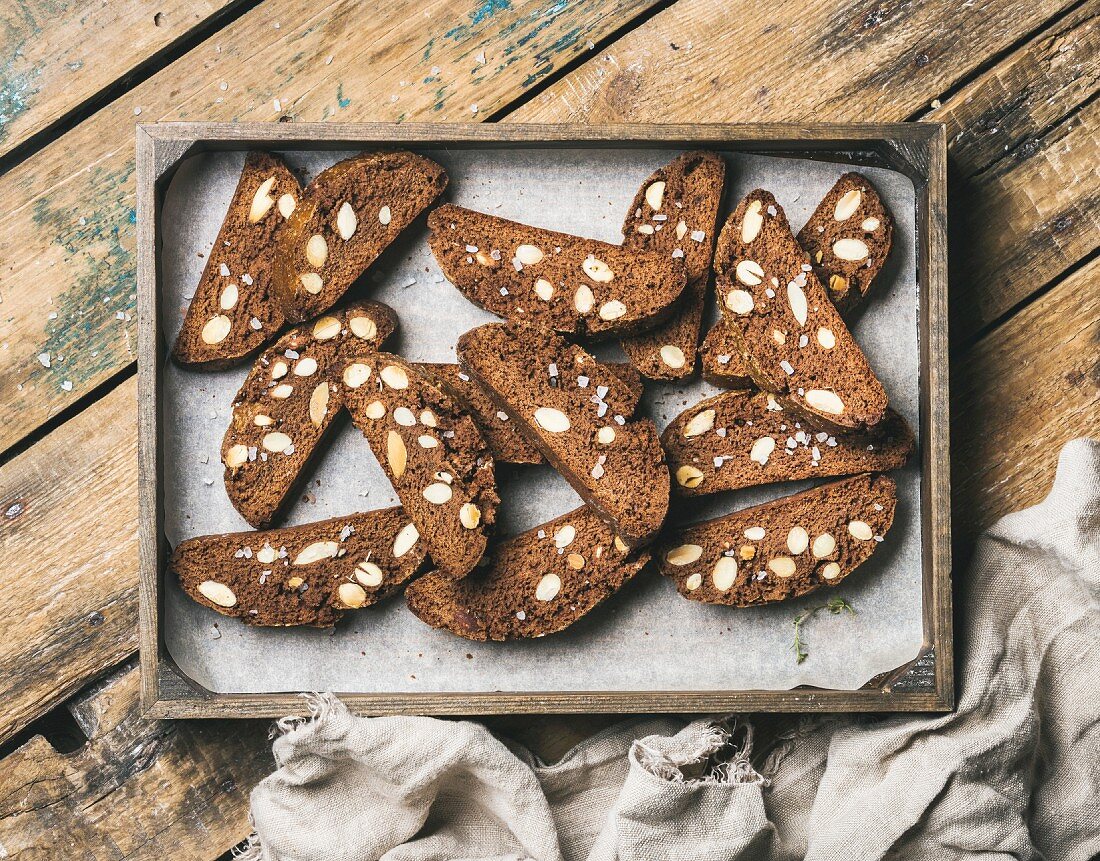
xmin=0 ymin=0 xmax=1096 ymax=856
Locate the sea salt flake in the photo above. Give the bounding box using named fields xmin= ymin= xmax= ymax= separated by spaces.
xmin=690 ymin=230 xmax=705 ymax=242
xmin=219 ymin=262 xmax=230 ymax=276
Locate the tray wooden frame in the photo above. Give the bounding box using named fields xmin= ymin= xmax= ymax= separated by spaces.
xmin=137 ymin=122 xmax=951 ymax=718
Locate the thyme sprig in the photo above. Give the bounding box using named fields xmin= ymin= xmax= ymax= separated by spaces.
xmin=792 ymin=597 xmax=856 ymax=664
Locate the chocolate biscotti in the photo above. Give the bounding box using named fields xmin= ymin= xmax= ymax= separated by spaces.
xmin=699 ymin=322 xmax=755 ymax=388
xmin=274 ymin=151 xmax=447 ymax=322
xmin=457 ymin=323 xmax=669 ymax=546
xmin=796 ymin=172 xmax=893 ymax=315
xmin=658 ymin=473 xmax=896 ymax=606
xmin=662 ymin=389 xmax=914 ymax=496
xmin=173 ymin=507 xmax=427 ymax=627
xmin=222 ymin=301 xmax=397 ymax=527
xmin=343 ymin=354 xmax=499 ymax=579
xmin=715 ymin=190 xmax=888 ymax=432
xmin=428 ymin=204 xmax=687 ymax=339
xmin=619 ymin=151 xmax=726 ymax=379
xmin=174 ymin=152 xmax=300 ymax=367
xmin=405 ymin=506 xmax=649 ymax=640
xmin=417 ymin=362 xmax=544 ymax=465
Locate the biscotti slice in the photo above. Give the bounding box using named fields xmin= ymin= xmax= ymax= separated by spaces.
xmin=417 ymin=362 xmax=544 ymax=465
xmin=715 ymin=190 xmax=888 ymax=432
xmin=417 ymin=362 xmax=645 ymax=466
xmin=173 ymin=507 xmax=427 ymax=627
xmin=274 ymin=151 xmax=447 ymax=322
xmin=343 ymin=354 xmax=499 ymax=579
xmin=173 ymin=152 xmax=301 ymax=367
xmin=699 ymin=321 xmax=755 ymax=388
xmin=405 ymin=506 xmax=650 ymax=640
xmin=457 ymin=323 xmax=669 ymax=546
xmin=222 ymin=301 xmax=397 ymax=527
xmin=658 ymin=473 xmax=896 ymax=606
xmin=662 ymin=389 xmax=914 ymax=496
xmin=796 ymin=172 xmax=894 ymax=315
xmin=428 ymin=204 xmax=687 ymax=339
xmin=619 ymin=151 xmax=726 ymax=379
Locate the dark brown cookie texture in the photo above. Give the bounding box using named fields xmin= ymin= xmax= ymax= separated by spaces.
xmin=796 ymin=172 xmax=893 ymax=314
xmin=662 ymin=389 xmax=913 ymax=496
xmin=427 ymin=204 xmax=687 ymax=339
xmin=699 ymin=321 xmax=755 ymax=388
xmin=457 ymin=322 xmax=669 ymax=547
xmin=222 ymin=301 xmax=397 ymax=528
xmin=658 ymin=473 xmax=896 ymax=606
xmin=273 ymin=151 xmax=447 ymax=322
xmin=619 ymin=151 xmax=726 ymax=379
xmin=714 ymin=189 xmax=888 ymax=433
xmin=343 ymin=354 xmax=499 ymax=580
xmin=173 ymin=151 xmax=301 ymax=368
xmin=405 ymin=506 xmax=649 ymax=640
xmin=173 ymin=507 xmax=427 ymax=627
xmin=417 ymin=362 xmax=544 ymax=465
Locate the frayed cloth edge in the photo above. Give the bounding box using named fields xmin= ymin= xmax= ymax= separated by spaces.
xmin=634 ymin=721 xmax=764 ymax=786
xmin=269 ymin=691 xmax=343 ymax=740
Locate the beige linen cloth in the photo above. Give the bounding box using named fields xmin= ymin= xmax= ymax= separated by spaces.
xmin=242 ymin=439 xmax=1099 ymax=861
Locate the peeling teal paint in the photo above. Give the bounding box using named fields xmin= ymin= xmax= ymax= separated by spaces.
xmin=30 ymin=162 xmax=137 ymax=389
xmin=0 ymin=64 xmax=36 ymax=145
xmin=471 ymin=0 xmax=511 ymax=25
xmin=423 ymin=38 xmax=435 ymax=62
xmin=337 ymin=84 xmax=351 ymax=109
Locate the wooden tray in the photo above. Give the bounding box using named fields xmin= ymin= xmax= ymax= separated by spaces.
xmin=137 ymin=122 xmax=951 ymax=718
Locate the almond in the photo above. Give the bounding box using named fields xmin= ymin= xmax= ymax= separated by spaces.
xmin=387 ymin=430 xmax=407 ymax=477
xmin=336 ymin=201 xmax=357 ymax=240
xmin=735 ymin=259 xmax=764 ymax=286
xmin=741 ymin=199 xmax=764 ymax=243
xmin=833 ymin=188 xmax=862 ymax=221
xmin=805 ymin=389 xmax=845 ymax=415
xmin=832 ymin=238 xmax=869 ymax=261
xmin=198 ymin=580 xmax=237 ymax=607
xmin=308 ymin=382 xmax=329 ymax=425
xmin=248 ymin=177 xmax=276 ymax=223
xmin=712 ymin=556 xmax=738 ymax=590
xmin=534 ymin=407 xmax=570 ymax=433
xmin=306 ymin=234 xmax=328 ymax=267
xmin=645 ymin=180 xmax=666 ymax=210
xmin=201 ymin=315 xmax=232 ymax=345
xmin=666 ymin=543 xmax=702 ymax=565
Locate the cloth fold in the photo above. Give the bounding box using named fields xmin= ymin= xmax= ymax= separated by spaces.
xmin=245 ymin=439 xmax=1100 ymax=861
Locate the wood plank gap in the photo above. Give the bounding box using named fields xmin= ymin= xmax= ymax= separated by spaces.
xmin=902 ymin=0 xmax=1093 ymax=123
xmin=485 ymin=0 xmax=682 ymax=122
xmin=0 ymin=0 xmax=265 ymax=179
xmin=956 ymin=245 xmax=1100 ymax=355
xmin=0 ymin=363 xmax=135 ymax=468
xmin=966 ymin=86 xmax=1100 ymax=182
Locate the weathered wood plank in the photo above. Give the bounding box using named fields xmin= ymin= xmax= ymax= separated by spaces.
xmin=512 ymin=0 xmax=1077 ymax=124
xmin=950 ymin=99 xmax=1099 ymax=338
xmin=0 ymin=0 xmax=660 ymax=455
xmin=0 ymin=661 xmax=271 ymax=861
xmin=0 ymin=378 xmax=138 ymax=747
xmin=512 ymin=0 xmax=1097 ymax=343
xmin=951 ymin=255 xmax=1100 ymax=544
xmin=923 ymin=3 xmax=1100 ymax=338
xmin=0 ymin=0 xmax=241 ymax=159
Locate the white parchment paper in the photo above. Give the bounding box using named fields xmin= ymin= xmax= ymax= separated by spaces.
xmin=160 ymin=146 xmax=922 ymax=696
